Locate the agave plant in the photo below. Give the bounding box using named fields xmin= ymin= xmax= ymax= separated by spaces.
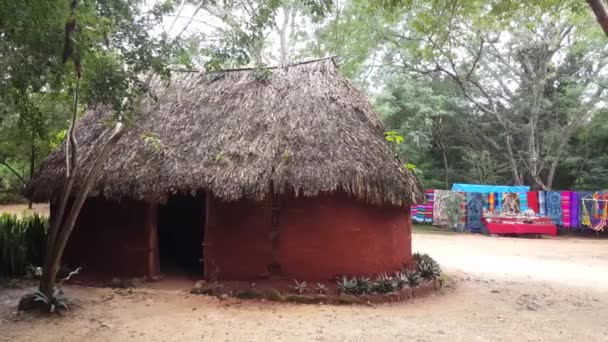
xmin=394 ymin=271 xmax=409 ymax=289
xmin=292 ymin=280 xmax=308 ymax=294
xmin=373 ymin=273 xmax=396 ymax=294
xmin=418 ymin=257 xmax=441 ymax=279
xmin=354 ymin=277 xmax=373 ymax=295
xmin=33 ymin=287 xmax=69 ymax=313
xmin=336 ymin=276 xmax=357 ymax=295
xmin=314 ymin=282 xmax=328 ymax=294
xmin=404 ymin=270 xmax=421 ymax=287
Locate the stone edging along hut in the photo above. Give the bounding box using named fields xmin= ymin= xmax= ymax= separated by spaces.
xmin=26 ymin=57 xmax=424 ymax=281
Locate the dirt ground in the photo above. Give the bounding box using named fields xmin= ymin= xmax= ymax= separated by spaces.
xmin=2 ymin=227 xmax=608 ymax=341
xmin=0 ymin=203 xmax=49 ymax=217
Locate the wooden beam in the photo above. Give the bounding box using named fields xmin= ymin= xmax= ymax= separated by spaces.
xmin=147 ymin=203 xmax=159 ymax=279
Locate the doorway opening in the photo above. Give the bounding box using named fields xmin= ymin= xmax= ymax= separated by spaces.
xmin=157 ymin=194 xmax=205 ymax=277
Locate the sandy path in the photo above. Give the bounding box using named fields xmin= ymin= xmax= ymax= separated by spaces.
xmin=1 ymin=233 xmax=608 ymax=342
xmin=0 ymin=203 xmax=49 ymax=217
xmin=414 ymin=233 xmax=608 ymax=291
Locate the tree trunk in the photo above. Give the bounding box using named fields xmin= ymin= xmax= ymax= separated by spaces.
xmin=39 ymin=123 xmax=125 ymax=297
xmin=28 ymin=130 xmax=36 ymax=209
xmin=588 ymin=0 xmax=608 ymax=37
xmin=278 ymin=5 xmax=291 ymax=66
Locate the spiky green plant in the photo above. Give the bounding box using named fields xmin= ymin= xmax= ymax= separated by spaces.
xmin=337 ymin=276 xmax=357 ymax=295
xmin=292 ymin=280 xmax=308 ymax=294
xmin=314 ymin=282 xmax=328 ymax=294
xmin=404 ymin=270 xmax=421 ymax=287
xmin=354 ymin=277 xmax=373 ymax=295
xmin=373 ymin=273 xmax=396 ymax=293
xmin=394 ymin=271 xmax=409 ymax=289
xmin=418 ymin=257 xmax=441 ymax=279
xmin=0 ymin=213 xmax=48 ymax=277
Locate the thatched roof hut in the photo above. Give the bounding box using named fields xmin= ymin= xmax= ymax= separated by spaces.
xmin=27 ymin=57 xmax=424 ymax=281
xmin=26 ymin=57 xmax=423 ymax=206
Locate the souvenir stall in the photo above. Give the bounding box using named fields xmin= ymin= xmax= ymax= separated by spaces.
xmin=412 ymin=184 xmax=607 ymax=236
xmin=451 ymin=184 xmax=557 ymax=236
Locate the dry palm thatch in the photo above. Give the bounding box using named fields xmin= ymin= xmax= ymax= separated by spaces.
xmin=25 ymin=57 xmax=424 ymax=206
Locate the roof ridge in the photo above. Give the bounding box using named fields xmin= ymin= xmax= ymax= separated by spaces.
xmin=171 ymin=56 xmax=338 ymax=73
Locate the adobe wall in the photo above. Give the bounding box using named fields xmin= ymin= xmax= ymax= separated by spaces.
xmin=206 ymin=192 xmax=411 ymax=280
xmin=60 ymin=198 xmax=154 ymax=278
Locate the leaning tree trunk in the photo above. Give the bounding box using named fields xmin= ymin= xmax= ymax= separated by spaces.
xmin=588 ymin=0 xmax=608 ymax=37
xmin=39 ymin=123 xmax=125 ymax=297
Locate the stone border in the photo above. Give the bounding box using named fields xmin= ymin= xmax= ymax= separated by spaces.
xmin=213 ymin=278 xmax=442 ymax=305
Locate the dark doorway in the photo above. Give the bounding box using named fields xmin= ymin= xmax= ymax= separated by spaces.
xmin=157 ymin=194 xmax=204 ymax=276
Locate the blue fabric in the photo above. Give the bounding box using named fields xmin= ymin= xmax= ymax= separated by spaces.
xmin=495 ymin=192 xmax=502 ymax=212
xmin=451 ymin=183 xmax=530 ymax=193
xmin=519 ymin=193 xmax=528 ymax=211
xmin=466 ymin=193 xmax=484 ymax=233
xmin=546 ymin=191 xmax=562 ymax=225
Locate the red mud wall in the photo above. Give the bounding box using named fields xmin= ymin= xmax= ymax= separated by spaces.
xmin=279 ymin=193 xmax=411 ymax=280
xmin=207 ymin=192 xmax=411 ymax=280
xmin=205 ymin=197 xmax=272 ymax=279
xmin=60 ymin=198 xmax=152 ymax=277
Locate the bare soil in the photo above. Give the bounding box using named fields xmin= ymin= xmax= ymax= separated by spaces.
xmin=0 ymin=203 xmax=49 ymax=217
xmin=2 ymin=225 xmax=608 ymax=341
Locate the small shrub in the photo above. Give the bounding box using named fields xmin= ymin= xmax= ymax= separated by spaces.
xmin=418 ymin=257 xmax=441 ymax=279
xmin=373 ymin=273 xmax=396 ymax=294
xmin=394 ymin=271 xmax=409 ymax=289
xmin=292 ymin=280 xmax=308 ymax=294
xmin=0 ymin=213 xmax=48 ymax=277
xmin=354 ymin=277 xmax=373 ymax=295
xmin=337 ymin=276 xmax=357 ymax=295
xmin=314 ymin=282 xmax=328 ymax=294
xmin=404 ymin=270 xmax=421 ymax=287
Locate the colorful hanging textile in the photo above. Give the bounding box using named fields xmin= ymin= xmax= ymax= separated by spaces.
xmin=561 ymin=191 xmax=572 ymax=228
xmin=579 ymin=192 xmax=593 ymax=228
xmin=527 ymin=191 xmax=539 ymax=214
xmin=519 ymin=193 xmax=528 ymax=211
xmin=546 ymin=191 xmax=563 ymax=225
xmin=539 ymin=191 xmax=547 ymax=215
xmin=487 ymin=193 xmax=495 ymax=211
xmin=570 ymin=192 xmax=580 ymax=228
xmin=501 ymin=192 xmax=520 ymax=214
xmin=433 ymin=190 xmax=465 ymax=230
xmin=466 ymin=193 xmax=485 ymax=233
xmin=495 ymin=192 xmax=502 ymax=212
xmin=424 ymin=189 xmax=434 ymax=223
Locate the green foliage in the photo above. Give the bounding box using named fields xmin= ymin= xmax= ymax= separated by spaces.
xmin=412 ymin=252 xmax=442 ymax=279
xmin=417 ymin=258 xmax=441 ymax=279
xmin=251 ymin=65 xmax=273 ymax=82
xmin=373 ymin=273 xmax=396 ymax=293
xmin=393 ymin=271 xmax=409 ymax=289
xmin=403 ymin=269 xmax=421 ymax=287
xmin=384 ymin=130 xmax=404 ymax=144
xmin=141 ymin=132 xmax=166 ymax=152
xmin=336 ymin=276 xmax=357 ymax=294
xmin=0 ymin=213 xmax=48 ymax=277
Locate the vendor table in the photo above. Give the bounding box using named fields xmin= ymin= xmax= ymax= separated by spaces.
xmin=482 ymin=216 xmax=557 ymax=236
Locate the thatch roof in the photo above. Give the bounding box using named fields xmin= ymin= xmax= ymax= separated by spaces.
xmin=26 ymin=57 xmax=424 ymax=206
